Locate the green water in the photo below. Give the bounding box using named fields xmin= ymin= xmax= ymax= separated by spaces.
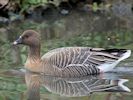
xmin=0 ymin=52 xmax=133 ymax=100
xmin=1 ymin=15 xmax=133 ymax=100
xmin=0 ymin=0 xmax=133 ymax=99
xmin=1 ymin=32 xmax=133 ymax=100
xmin=0 ymin=66 xmax=133 ymax=100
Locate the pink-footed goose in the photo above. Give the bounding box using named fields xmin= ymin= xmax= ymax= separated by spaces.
xmin=13 ymin=30 xmax=131 ymax=77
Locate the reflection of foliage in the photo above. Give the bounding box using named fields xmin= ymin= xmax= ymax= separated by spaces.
xmin=0 ymin=75 xmax=26 ymax=100
xmin=0 ymin=40 xmax=12 ymax=68
xmin=42 ymin=31 xmax=133 ymax=54
xmin=0 ymin=70 xmax=49 ymax=100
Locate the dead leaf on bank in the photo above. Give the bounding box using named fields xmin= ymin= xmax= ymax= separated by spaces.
xmin=0 ymin=0 xmax=9 ymax=8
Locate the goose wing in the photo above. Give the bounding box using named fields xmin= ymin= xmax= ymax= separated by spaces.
xmin=42 ymin=47 xmax=129 ymax=76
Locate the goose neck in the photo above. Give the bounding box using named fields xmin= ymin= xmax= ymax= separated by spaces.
xmin=28 ymin=45 xmax=41 ymax=61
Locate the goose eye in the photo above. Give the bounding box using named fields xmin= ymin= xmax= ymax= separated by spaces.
xmin=25 ymin=35 xmax=29 ymax=38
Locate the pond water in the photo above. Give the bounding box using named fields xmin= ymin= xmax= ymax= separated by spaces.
xmin=0 ymin=54 xmax=133 ymax=100
xmin=0 ymin=28 xmax=133 ymax=100
xmin=1 ymin=32 xmax=133 ymax=100
xmin=0 ymin=1 xmax=133 ymax=99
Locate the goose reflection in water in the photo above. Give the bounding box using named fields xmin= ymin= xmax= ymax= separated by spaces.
xmin=25 ymin=71 xmax=131 ymax=100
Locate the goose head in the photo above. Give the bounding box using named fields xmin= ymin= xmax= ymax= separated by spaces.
xmin=13 ymin=30 xmax=42 ymax=73
xmin=13 ymin=30 xmax=40 ymax=47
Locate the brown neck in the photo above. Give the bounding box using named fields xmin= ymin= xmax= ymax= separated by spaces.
xmin=28 ymin=45 xmax=41 ymax=61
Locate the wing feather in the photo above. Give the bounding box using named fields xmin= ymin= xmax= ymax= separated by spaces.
xmin=41 ymin=47 xmax=124 ymax=76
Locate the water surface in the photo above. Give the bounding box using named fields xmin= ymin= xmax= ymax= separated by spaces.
xmin=0 ymin=61 xmax=133 ymax=100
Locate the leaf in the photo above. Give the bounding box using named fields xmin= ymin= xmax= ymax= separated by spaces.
xmin=0 ymin=0 xmax=9 ymax=8
xmin=28 ymin=0 xmax=48 ymax=4
xmin=92 ymin=2 xmax=99 ymax=12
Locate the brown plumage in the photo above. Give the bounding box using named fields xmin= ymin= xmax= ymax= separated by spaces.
xmin=13 ymin=30 xmax=131 ymax=77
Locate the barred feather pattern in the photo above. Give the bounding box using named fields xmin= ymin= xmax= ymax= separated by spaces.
xmin=41 ymin=47 xmax=120 ymax=77
xmin=25 ymin=72 xmax=130 ymax=98
xmin=41 ymin=75 xmax=121 ymax=97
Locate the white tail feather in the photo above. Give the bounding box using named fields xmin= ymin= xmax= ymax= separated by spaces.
xmin=98 ymin=50 xmax=131 ymax=72
xmin=118 ymin=50 xmax=131 ymax=62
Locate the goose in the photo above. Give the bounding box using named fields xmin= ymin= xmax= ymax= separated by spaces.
xmin=13 ymin=30 xmax=131 ymax=77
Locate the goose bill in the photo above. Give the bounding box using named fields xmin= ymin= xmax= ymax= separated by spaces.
xmin=13 ymin=36 xmax=22 ymax=45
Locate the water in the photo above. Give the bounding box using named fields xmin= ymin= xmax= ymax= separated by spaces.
xmin=0 ymin=1 xmax=133 ymax=99
xmin=0 ymin=61 xmax=133 ymax=100
xmin=25 ymin=72 xmax=131 ymax=99
xmin=1 ymin=32 xmax=133 ymax=100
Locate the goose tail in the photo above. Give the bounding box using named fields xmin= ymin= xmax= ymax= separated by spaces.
xmin=98 ymin=49 xmax=131 ymax=72
xmin=118 ymin=50 xmax=131 ymax=62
